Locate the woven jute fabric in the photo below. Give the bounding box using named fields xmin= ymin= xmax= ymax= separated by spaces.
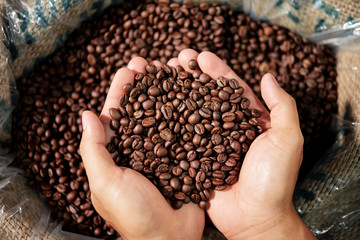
xmin=7 ymin=0 xmax=114 ymax=80
xmin=336 ymin=42 xmax=360 ymax=124
xmin=0 ymin=0 xmax=359 ymax=239
xmin=258 ymin=0 xmax=360 ymax=37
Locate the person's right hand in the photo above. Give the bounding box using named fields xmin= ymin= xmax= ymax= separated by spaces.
xmin=171 ymin=49 xmax=316 ymax=240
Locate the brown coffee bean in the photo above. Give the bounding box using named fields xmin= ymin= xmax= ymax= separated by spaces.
xmin=195 ymin=170 xmax=205 ymax=182
xmin=123 ymin=83 xmax=133 ymax=94
xmin=161 ymin=105 xmax=173 ymax=120
xmin=185 ymin=98 xmax=197 ymax=110
xmin=156 ymin=146 xmax=168 ymax=157
xmin=199 ymin=73 xmax=210 ymax=84
xmin=199 ymin=108 xmax=211 ymax=118
xmin=229 ymin=79 xmax=240 ymax=89
xmin=188 ymin=167 xmax=196 ymax=178
xmin=183 ymin=176 xmax=193 ymax=185
xmin=215 ymin=185 xmax=227 ymax=191
xmin=170 ymin=177 xmax=180 ymax=190
xmin=251 ymin=109 xmax=261 ymax=118
xmin=142 ymin=100 xmax=154 ymax=110
xmin=133 ymin=151 xmax=145 ymax=161
xmin=240 ymin=98 xmax=250 ymax=109
xmin=191 ymin=194 xmax=201 ymax=204
xmin=174 ymin=192 xmax=186 ymax=200
xmin=211 ymin=134 xmax=222 ymax=145
xmin=190 ymin=160 xmax=200 ymax=169
xmin=159 ymin=173 xmax=172 ymax=181
xmin=245 ymin=130 xmax=256 ymax=140
xmin=188 ymin=59 xmax=198 ymax=70
xmin=142 ymin=117 xmax=156 ymax=127
xmin=162 ymin=186 xmax=173 ymax=198
xmin=225 ymin=175 xmax=238 ymax=185
xmin=218 ymin=90 xmax=230 ymax=101
xmin=188 ymin=113 xmax=201 ymax=124
xmin=182 ymin=184 xmax=192 ymax=194
xmin=172 ymin=166 xmax=183 ymax=176
xmin=109 ymin=108 xmax=121 ymax=120
xmin=160 ymin=128 xmax=174 ymax=141
xmin=194 ymin=123 xmax=205 ymax=135
xmin=225 ymin=158 xmax=237 ymax=167
xmin=146 ymin=64 xmax=157 ymax=74
xmin=199 ymin=201 xmax=208 ymax=209
xmin=222 ymin=112 xmax=236 ymax=122
xmin=179 ymin=160 xmax=190 ymax=171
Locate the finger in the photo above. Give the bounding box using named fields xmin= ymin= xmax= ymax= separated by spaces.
xmin=100 ymin=57 xmax=148 ymax=124
xmin=261 ymin=74 xmax=302 ymax=137
xmin=178 ymin=48 xmax=199 ymax=72
xmin=197 ymin=51 xmax=270 ymax=129
xmin=151 ymin=60 xmax=163 ymax=70
xmin=127 ymin=56 xmax=148 ymax=74
xmin=100 ymin=67 xmax=135 ymax=123
xmin=80 ymin=111 xmax=116 ymax=187
xmin=167 ymin=58 xmax=180 ymax=68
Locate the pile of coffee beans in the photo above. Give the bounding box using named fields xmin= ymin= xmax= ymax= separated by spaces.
xmin=12 ymin=0 xmax=337 ymax=238
xmin=107 ymin=60 xmax=262 ymax=209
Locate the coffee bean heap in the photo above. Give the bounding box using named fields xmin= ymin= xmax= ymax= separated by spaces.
xmin=12 ymin=0 xmax=337 ymax=237
xmin=106 ymin=60 xmax=262 ymax=209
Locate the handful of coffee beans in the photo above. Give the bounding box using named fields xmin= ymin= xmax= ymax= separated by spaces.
xmin=106 ymin=59 xmax=262 ymax=209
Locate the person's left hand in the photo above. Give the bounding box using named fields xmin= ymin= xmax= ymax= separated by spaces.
xmin=80 ymin=57 xmax=205 ymax=240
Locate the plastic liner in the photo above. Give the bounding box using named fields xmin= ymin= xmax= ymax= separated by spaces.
xmin=0 ymin=0 xmax=360 ymax=239
xmin=294 ymin=120 xmax=360 ymax=239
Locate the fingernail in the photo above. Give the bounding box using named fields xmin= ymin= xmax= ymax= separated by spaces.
xmin=268 ymin=73 xmax=279 ymax=87
xmin=82 ymin=112 xmax=88 ymax=131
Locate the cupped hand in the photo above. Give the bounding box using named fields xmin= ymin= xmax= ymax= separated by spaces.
xmin=80 ymin=57 xmax=204 ymax=240
xmin=170 ymin=49 xmax=315 ymax=240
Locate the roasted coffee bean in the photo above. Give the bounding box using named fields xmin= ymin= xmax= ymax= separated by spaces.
xmin=195 ymin=171 xmax=206 ymax=182
xmin=199 ymin=73 xmax=210 ymax=84
xmin=109 ymin=108 xmax=121 ymax=120
xmin=142 ymin=117 xmax=156 ymax=127
xmin=199 ymin=201 xmax=209 ymax=209
xmin=160 ymin=128 xmax=174 ymax=141
xmin=174 ymin=192 xmax=186 ymax=200
xmin=194 ymin=124 xmax=205 ymax=135
xmin=188 ymin=59 xmax=198 ymax=70
xmin=188 ymin=113 xmax=201 ymax=124
xmin=161 ymin=105 xmax=173 ymax=120
xmin=245 ymin=130 xmax=256 ymax=140
xmin=199 ymin=108 xmax=211 ymax=118
xmin=225 ymin=175 xmax=238 ymax=185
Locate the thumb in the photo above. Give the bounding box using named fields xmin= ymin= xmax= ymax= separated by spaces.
xmin=80 ymin=111 xmax=116 ymax=187
xmin=261 ymin=73 xmax=303 ymax=141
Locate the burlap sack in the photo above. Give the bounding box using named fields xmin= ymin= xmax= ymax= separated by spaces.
xmin=293 ymin=42 xmax=360 ymax=239
xmin=0 ymin=0 xmax=359 ymax=239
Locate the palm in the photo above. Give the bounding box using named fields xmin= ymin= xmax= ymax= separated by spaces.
xmin=93 ymin=161 xmax=204 ymax=239
xmin=206 ymin=130 xmax=302 ymax=236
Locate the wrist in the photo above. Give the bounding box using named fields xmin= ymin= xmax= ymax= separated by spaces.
xmin=226 ymin=208 xmax=316 ymax=240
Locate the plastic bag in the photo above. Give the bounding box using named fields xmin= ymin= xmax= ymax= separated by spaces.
xmin=0 ymin=0 xmax=360 ymax=239
xmin=294 ymin=120 xmax=360 ymax=239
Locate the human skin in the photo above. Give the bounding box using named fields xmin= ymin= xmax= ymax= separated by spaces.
xmin=80 ymin=49 xmax=316 ymax=240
